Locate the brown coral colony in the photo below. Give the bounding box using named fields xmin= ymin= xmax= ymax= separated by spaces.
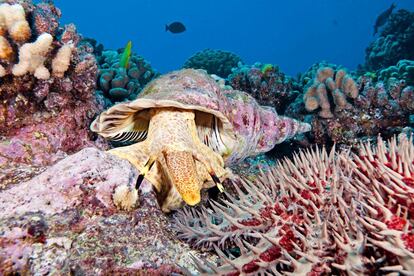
xmin=304 ymin=67 xmax=359 ymax=118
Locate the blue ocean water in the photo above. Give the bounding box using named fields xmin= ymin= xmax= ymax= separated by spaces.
xmin=53 ymin=0 xmax=414 ymax=75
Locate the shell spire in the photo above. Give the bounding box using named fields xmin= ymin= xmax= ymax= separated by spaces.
xmin=274 ymin=115 xmax=311 ymax=144
xmin=222 ymin=90 xmax=311 ymax=164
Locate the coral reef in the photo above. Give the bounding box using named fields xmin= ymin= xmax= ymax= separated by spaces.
xmin=92 ymin=69 xmax=310 ymax=212
xmin=0 ymin=148 xmax=210 ymax=274
xmin=378 ymin=59 xmax=414 ymax=86
xmin=79 ymin=37 xmax=104 ymax=56
xmin=364 ymin=9 xmax=414 ymax=71
xmin=303 ymin=66 xmax=358 ymax=118
xmin=0 ymin=0 xmax=107 ymax=187
xmin=286 ymin=63 xmax=414 ymax=146
xmin=95 ymin=47 xmax=158 ymax=108
xmin=227 ymin=62 xmax=300 ymax=114
xmin=183 ymin=48 xmax=243 ymax=79
xmin=175 ymin=135 xmax=414 ymax=275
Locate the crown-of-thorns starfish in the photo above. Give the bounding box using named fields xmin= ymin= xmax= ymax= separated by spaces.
xmin=91 ymin=69 xmax=311 ymax=212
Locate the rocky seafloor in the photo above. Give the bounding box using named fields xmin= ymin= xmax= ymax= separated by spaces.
xmin=0 ymin=0 xmax=413 ymax=275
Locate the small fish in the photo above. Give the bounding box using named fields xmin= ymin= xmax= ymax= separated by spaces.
xmin=165 ymin=22 xmax=186 ymax=34
xmin=374 ymin=3 xmax=396 ymax=35
xmin=119 ymin=41 xmax=132 ymax=69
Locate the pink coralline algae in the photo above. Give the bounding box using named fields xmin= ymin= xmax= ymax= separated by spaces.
xmin=175 ymin=135 xmax=414 ymax=275
xmin=0 ymin=148 xmax=203 ymax=274
xmin=0 ymin=0 xmax=108 ymax=187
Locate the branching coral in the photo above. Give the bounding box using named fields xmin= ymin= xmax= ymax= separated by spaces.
xmin=175 ymin=135 xmax=414 ymax=275
xmin=183 ymin=48 xmax=243 ymax=79
xmin=0 ymin=35 xmax=13 ymax=62
xmin=298 ymin=61 xmax=344 ymax=87
xmin=303 ymin=66 xmax=358 ymax=118
xmin=11 ymin=33 xmax=53 ymax=79
xmin=0 ymin=3 xmax=72 ymax=80
xmin=51 ymin=43 xmax=73 ymax=78
xmin=227 ymin=62 xmax=300 ymax=114
xmin=0 ymin=3 xmax=31 ymax=43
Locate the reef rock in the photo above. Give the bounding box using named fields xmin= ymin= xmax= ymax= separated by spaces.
xmin=0 ymin=0 xmax=108 ymax=188
xmin=228 ymin=62 xmax=300 ymax=114
xmin=0 ymin=148 xmax=208 ymax=274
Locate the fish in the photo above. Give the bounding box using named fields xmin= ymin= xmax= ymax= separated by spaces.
xmin=374 ymin=3 xmax=396 ymax=35
xmin=165 ymin=22 xmax=186 ymax=34
xmin=119 ymin=41 xmax=132 ymax=69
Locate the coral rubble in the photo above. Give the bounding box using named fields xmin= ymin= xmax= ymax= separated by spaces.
xmin=0 ymin=0 xmax=107 ymax=188
xmin=175 ymin=135 xmax=414 ymax=275
xmin=95 ymin=47 xmax=159 ymax=108
xmin=364 ymin=9 xmax=414 ymax=71
xmin=183 ymin=48 xmax=243 ymax=78
xmin=228 ymin=62 xmax=300 ymax=114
